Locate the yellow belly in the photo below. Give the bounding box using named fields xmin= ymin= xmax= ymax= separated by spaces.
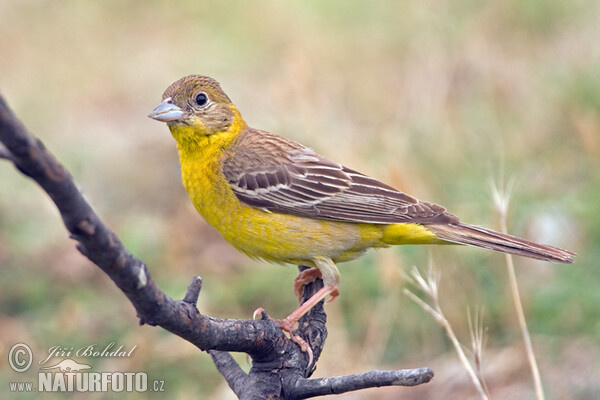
xmin=188 ymin=177 xmax=383 ymax=264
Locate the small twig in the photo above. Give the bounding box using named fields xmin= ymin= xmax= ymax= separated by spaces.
xmin=183 ymin=276 xmax=203 ymax=304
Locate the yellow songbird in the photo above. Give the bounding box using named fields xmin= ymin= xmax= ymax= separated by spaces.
xmin=148 ymin=74 xmax=574 ymax=334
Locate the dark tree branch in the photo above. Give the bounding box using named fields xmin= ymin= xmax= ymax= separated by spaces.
xmin=0 ymin=95 xmax=433 ymax=398
xmin=0 ymin=143 xmax=15 ymax=161
xmin=209 ymin=350 xmax=252 ymax=398
xmin=285 ymin=368 xmax=434 ymax=399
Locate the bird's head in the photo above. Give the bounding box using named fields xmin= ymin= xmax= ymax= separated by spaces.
xmin=148 ymin=75 xmax=244 ymax=143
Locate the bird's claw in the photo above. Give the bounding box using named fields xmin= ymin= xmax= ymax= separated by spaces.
xmin=251 ymin=308 xmax=314 ymax=368
xmin=325 ymin=287 xmax=340 ymax=303
xmin=252 ymin=307 xmax=268 ymax=320
xmin=277 ymin=317 xmax=314 ymax=367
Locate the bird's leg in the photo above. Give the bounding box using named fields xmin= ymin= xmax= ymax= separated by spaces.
xmin=278 ymin=256 xmax=340 ymax=333
xmin=253 ymin=258 xmax=340 ymax=366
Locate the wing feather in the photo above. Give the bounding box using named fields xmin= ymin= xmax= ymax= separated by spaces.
xmin=222 ymin=129 xmax=457 ymax=225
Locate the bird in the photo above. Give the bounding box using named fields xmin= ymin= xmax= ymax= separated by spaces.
xmin=148 ymin=74 xmax=574 ymax=336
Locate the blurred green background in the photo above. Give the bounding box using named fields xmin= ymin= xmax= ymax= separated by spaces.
xmin=0 ymin=1 xmax=598 ymax=398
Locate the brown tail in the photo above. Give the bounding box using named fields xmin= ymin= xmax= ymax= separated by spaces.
xmin=427 ymin=222 xmax=575 ymax=263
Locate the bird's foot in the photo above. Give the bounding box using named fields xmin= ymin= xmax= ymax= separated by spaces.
xmin=253 ymin=307 xmax=314 ymax=366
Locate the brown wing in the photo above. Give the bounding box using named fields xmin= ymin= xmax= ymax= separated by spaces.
xmin=222 ymin=129 xmax=458 ymax=225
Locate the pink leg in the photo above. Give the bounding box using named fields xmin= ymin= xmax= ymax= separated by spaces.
xmin=278 ymin=283 xmax=339 ymax=333
xmin=254 ymin=282 xmax=338 ymax=367
xmin=254 ymin=257 xmax=341 ymax=365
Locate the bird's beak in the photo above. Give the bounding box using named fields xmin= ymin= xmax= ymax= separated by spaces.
xmin=148 ymin=97 xmax=184 ymax=122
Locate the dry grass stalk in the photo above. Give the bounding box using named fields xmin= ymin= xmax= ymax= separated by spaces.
xmin=491 ymin=177 xmax=545 ymax=400
xmin=468 ymin=307 xmax=490 ymax=398
xmin=403 ymin=261 xmax=490 ymax=400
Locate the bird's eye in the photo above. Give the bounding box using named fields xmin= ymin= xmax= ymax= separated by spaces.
xmin=195 ymin=92 xmax=209 ymax=107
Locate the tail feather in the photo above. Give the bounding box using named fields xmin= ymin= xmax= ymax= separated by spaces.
xmin=427 ymin=222 xmax=575 ymax=264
